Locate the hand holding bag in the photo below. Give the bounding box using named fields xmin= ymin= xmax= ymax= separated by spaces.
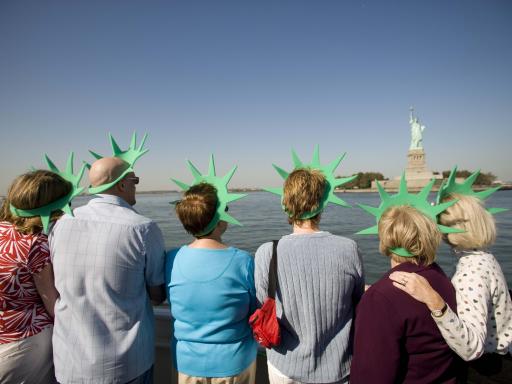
xmin=249 ymin=240 xmax=281 ymax=348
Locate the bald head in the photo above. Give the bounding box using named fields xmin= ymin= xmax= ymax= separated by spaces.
xmin=89 ymin=157 xmax=130 ymax=187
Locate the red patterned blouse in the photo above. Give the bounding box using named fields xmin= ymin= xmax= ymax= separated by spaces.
xmin=0 ymin=221 xmax=53 ymax=344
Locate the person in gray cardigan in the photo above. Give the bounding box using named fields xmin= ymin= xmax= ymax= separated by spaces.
xmin=255 ymin=166 xmax=365 ymax=384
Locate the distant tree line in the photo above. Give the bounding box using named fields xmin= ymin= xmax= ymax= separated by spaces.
xmin=334 ymin=170 xmax=497 ymax=189
xmin=336 ymin=172 xmax=386 ymax=189
xmin=441 ymin=170 xmax=497 ymax=186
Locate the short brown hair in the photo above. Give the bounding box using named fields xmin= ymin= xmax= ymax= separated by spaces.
xmin=175 ymin=182 xmax=218 ymax=237
xmin=0 ymin=170 xmax=72 ymax=234
xmin=378 ymin=205 xmax=441 ymax=266
xmin=282 ymin=168 xmax=326 ymax=226
xmin=439 ymin=194 xmax=496 ymax=250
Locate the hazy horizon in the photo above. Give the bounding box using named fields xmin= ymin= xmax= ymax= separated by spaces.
xmin=1 ymin=1 xmax=511 ymax=193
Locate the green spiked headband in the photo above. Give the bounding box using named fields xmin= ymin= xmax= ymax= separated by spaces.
xmin=357 ymin=174 xmax=463 ymax=257
xmin=437 ymin=166 xmax=507 ymax=215
xmin=265 ymin=145 xmax=356 ymax=219
xmin=171 ymin=155 xmax=247 ymax=237
xmin=88 ymin=132 xmax=148 ymax=194
xmin=9 ymin=153 xmax=86 ymax=233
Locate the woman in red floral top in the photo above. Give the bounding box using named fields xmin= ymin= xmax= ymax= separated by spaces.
xmin=0 ymin=170 xmax=71 ymax=384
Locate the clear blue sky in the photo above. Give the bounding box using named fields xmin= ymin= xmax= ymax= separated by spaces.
xmin=1 ymin=0 xmax=511 ymax=193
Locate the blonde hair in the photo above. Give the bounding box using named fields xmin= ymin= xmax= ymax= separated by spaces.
xmin=282 ymin=168 xmax=326 ymax=226
xmin=439 ymin=194 xmax=496 ymax=250
xmin=378 ymin=205 xmax=441 ymax=266
xmin=0 ymin=170 xmax=72 ymax=234
xmin=175 ymin=183 xmax=218 ymax=237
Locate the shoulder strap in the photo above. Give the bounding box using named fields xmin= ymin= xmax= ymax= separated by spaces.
xmin=268 ymin=240 xmax=278 ymax=298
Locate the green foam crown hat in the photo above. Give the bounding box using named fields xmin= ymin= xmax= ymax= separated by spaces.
xmin=88 ymin=132 xmax=148 ymax=194
xmin=10 ymin=153 xmax=86 ymax=233
xmin=356 ymin=174 xmax=463 ymax=257
xmin=437 ymin=166 xmax=507 ymax=215
xmin=171 ymin=155 xmax=247 ymax=236
xmin=265 ymin=145 xmax=357 ymax=219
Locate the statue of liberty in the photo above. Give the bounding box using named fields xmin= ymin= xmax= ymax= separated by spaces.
xmin=409 ymin=107 xmax=425 ymax=150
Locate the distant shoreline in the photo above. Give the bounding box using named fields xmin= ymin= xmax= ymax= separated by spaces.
xmin=133 ymin=184 xmax=512 ymax=195
xmin=1 ymin=185 xmax=510 ymax=199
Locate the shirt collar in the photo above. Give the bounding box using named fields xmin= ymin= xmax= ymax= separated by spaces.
xmin=90 ymin=194 xmax=136 ymax=211
xmin=388 ymin=261 xmax=436 ymax=275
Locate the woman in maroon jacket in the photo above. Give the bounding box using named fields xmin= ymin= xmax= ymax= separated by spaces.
xmin=350 ymin=204 xmax=460 ymax=384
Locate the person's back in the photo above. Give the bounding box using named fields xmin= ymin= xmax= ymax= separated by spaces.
xmin=352 ymin=262 xmax=458 ymax=383
xmin=255 ymin=152 xmax=365 ymax=384
xmin=167 ymin=245 xmax=257 ymax=377
xmin=51 ymin=194 xmax=164 ymax=383
xmin=0 ymin=169 xmax=72 ymax=384
xmin=50 ymin=152 xmax=165 ymax=383
xmin=167 ymin=161 xmax=258 ymax=384
xmin=255 ymin=232 xmax=363 ymax=382
xmin=351 ymin=189 xmax=463 ymax=384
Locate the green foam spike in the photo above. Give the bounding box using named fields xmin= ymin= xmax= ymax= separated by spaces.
xmin=187 ymin=160 xmax=203 ymax=181
xmin=334 ymin=174 xmax=357 ymax=188
xmin=89 ymin=150 xmax=103 ymax=160
xmin=226 ymin=193 xmax=247 ymax=203
xmin=328 ymin=154 xmax=346 ymax=174
xmin=223 ymin=166 xmax=238 ymax=185
xmin=208 ymin=154 xmax=216 ymax=177
xmin=10 ymin=152 xmax=86 ymax=233
xmin=356 ymin=225 xmax=379 ymax=235
xmin=272 ymin=164 xmax=289 ymax=180
xmin=487 ymin=207 xmax=509 ymax=214
xmin=265 ymin=146 xmax=353 ymax=218
xmin=171 ymin=178 xmax=191 ymax=191
xmin=417 ymin=179 xmax=436 ymax=201
xmin=437 ymin=166 xmax=506 ymax=215
xmin=376 ymin=180 xmax=389 ymax=200
xmin=291 ymin=150 xmax=303 ymax=168
xmin=171 ymin=154 xmax=247 ymax=236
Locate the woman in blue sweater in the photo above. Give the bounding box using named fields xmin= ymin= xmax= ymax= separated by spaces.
xmin=165 ymin=157 xmax=257 ymax=383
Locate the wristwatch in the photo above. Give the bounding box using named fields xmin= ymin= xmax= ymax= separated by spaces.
xmin=431 ymin=303 xmax=448 ymax=318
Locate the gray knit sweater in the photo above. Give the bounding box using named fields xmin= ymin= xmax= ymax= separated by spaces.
xmin=254 ymin=232 xmax=364 ymax=383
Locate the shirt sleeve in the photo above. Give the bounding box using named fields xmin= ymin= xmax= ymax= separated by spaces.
xmin=254 ymin=242 xmax=273 ymax=307
xmin=433 ymin=262 xmax=490 ymax=361
xmin=164 ymin=248 xmax=179 ymax=303
xmin=27 ymin=234 xmax=52 ymax=275
xmin=143 ymin=221 xmax=166 ymax=286
xmin=352 ymin=244 xmax=365 ymax=306
xmin=350 ymin=288 xmax=403 ymax=384
xmin=245 ymin=255 xmax=257 ymax=315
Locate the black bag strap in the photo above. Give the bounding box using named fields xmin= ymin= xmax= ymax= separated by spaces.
xmin=268 ymin=240 xmax=278 ymax=299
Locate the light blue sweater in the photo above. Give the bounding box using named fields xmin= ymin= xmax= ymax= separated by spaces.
xmin=255 ymin=232 xmax=364 ymax=383
xmin=165 ymin=246 xmax=258 ymax=377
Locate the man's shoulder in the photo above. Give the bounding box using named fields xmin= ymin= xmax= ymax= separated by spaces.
xmin=69 ymin=199 xmax=155 ymax=228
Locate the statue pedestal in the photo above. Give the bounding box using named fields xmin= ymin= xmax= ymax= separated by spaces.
xmin=405 ymin=149 xmax=434 ymax=180
xmin=372 ymin=149 xmax=442 ymax=191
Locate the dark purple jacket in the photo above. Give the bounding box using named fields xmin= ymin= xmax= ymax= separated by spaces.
xmin=350 ymin=262 xmax=459 ymax=384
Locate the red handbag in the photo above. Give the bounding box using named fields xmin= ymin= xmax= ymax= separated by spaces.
xmin=249 ymin=240 xmax=281 ymax=348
